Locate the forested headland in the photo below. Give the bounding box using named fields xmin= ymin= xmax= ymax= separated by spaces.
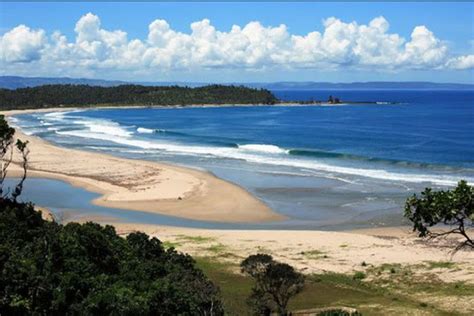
xmin=0 ymin=84 xmax=278 ymax=110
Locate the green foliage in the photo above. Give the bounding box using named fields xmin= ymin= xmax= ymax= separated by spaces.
xmin=241 ymin=254 xmax=304 ymax=316
xmin=0 ymin=84 xmax=278 ymax=109
xmin=199 ymin=258 xmax=454 ymax=316
xmin=352 ymin=272 xmax=366 ymax=280
xmin=425 ymin=261 xmax=456 ymax=270
xmin=0 ymin=200 xmax=224 ymax=315
xmin=0 ymin=114 xmax=15 ymax=156
xmin=0 ymin=115 xmax=29 ymax=200
xmin=404 ymin=180 xmax=473 ymax=250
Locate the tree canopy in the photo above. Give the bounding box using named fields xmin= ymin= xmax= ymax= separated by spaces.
xmin=0 ymin=201 xmax=224 ymax=315
xmin=0 ymin=84 xmax=277 ymax=110
xmin=241 ymin=254 xmax=305 ymax=316
xmin=404 ymin=180 xmax=473 ymax=251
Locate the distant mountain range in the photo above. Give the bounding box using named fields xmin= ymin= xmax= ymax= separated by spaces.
xmin=247 ymin=81 xmax=474 ymax=90
xmin=1 ymin=76 xmax=473 ymax=90
xmin=0 ymin=76 xmax=126 ymax=89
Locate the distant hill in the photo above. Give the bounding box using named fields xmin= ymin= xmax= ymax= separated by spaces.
xmin=247 ymin=81 xmax=474 ymax=90
xmin=1 ymin=76 xmax=472 ymax=90
xmin=0 ymin=76 xmax=126 ymax=89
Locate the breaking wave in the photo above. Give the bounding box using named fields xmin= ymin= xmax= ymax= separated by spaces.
xmin=18 ymin=110 xmax=473 ymax=186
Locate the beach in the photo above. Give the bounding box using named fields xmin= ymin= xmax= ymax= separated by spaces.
xmin=38 ymin=205 xmax=474 ymax=284
xmin=3 ymin=109 xmax=283 ymax=223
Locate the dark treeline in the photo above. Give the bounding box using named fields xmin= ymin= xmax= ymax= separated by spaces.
xmin=0 ymin=200 xmax=224 ymax=314
xmin=0 ymin=84 xmax=277 ymax=109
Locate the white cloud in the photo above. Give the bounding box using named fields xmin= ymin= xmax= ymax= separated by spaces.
xmin=0 ymin=25 xmax=47 ymax=62
xmin=402 ymin=26 xmax=448 ymax=68
xmin=0 ymin=13 xmax=472 ymax=77
xmin=446 ymin=54 xmax=474 ymax=70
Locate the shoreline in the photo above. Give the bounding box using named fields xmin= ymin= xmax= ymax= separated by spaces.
xmin=3 ymin=109 xmax=284 ymax=223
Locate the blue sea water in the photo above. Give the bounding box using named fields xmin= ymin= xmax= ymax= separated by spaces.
xmin=12 ymin=90 xmax=474 ymax=229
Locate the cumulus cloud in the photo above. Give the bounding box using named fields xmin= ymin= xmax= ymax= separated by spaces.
xmin=0 ymin=25 xmax=47 ymax=62
xmin=446 ymin=54 xmax=474 ymax=70
xmin=0 ymin=12 xmax=472 ymax=76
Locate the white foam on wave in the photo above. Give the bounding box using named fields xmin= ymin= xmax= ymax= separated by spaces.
xmin=82 ymin=120 xmax=132 ymax=138
xmin=238 ymin=144 xmax=288 ymax=154
xmin=37 ymin=110 xmax=471 ymax=187
xmin=137 ymin=127 xmax=155 ymax=134
xmin=41 ymin=111 xmax=133 ymax=138
xmin=54 ymin=126 xmax=469 ymax=186
xmin=43 ymin=111 xmax=73 ymax=121
xmin=39 ymin=120 xmax=53 ymax=126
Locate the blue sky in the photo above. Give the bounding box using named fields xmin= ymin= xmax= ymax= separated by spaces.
xmin=1 ymin=2 xmax=473 ymax=83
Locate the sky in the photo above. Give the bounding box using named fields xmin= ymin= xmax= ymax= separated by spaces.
xmin=0 ymin=2 xmax=473 ymax=83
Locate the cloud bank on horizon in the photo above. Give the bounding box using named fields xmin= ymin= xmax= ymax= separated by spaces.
xmin=1 ymin=13 xmax=473 ymax=79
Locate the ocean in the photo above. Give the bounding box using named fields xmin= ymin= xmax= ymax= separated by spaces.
xmin=12 ymin=90 xmax=474 ymax=230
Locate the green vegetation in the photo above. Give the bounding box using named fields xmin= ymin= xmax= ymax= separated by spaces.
xmin=300 ymin=249 xmax=327 ymax=259
xmin=240 ymin=254 xmax=305 ymax=315
xmin=176 ymin=234 xmax=216 ymax=244
xmin=206 ymin=243 xmax=228 ymax=254
xmin=352 ymin=272 xmax=366 ymax=280
xmin=0 ymin=84 xmax=278 ymax=109
xmin=197 ymin=257 xmax=471 ymax=315
xmin=426 ymin=261 xmax=456 ymax=270
xmin=161 ymin=240 xmax=182 ymax=249
xmin=404 ymin=180 xmax=473 ymax=251
xmin=0 ymin=202 xmax=224 ymax=314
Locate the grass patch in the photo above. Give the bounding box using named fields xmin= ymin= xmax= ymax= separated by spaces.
xmin=195 ymin=257 xmax=460 ymax=316
xmin=175 ymin=234 xmax=216 ymax=244
xmin=301 ymin=249 xmax=328 ymax=259
xmin=219 ymin=252 xmax=242 ymax=260
xmin=368 ymin=263 xmax=404 ymax=277
xmin=353 ymin=271 xmax=366 ymax=280
xmin=426 ymin=261 xmax=456 ymax=270
xmin=206 ymin=243 xmax=227 ymax=254
xmin=161 ymin=240 xmax=182 ymax=249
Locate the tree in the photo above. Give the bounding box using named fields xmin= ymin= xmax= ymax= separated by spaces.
xmin=12 ymin=139 xmax=29 ymax=201
xmin=404 ymin=180 xmax=473 ymax=251
xmin=0 ymin=115 xmax=28 ymax=199
xmin=0 ymin=115 xmax=15 ymax=196
xmin=241 ymin=254 xmax=304 ymax=316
